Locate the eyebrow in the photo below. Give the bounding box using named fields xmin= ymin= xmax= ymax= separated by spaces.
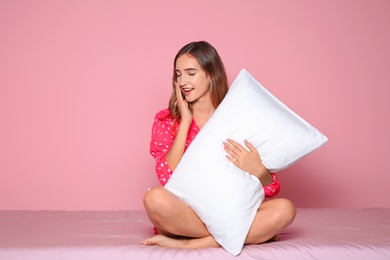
xmin=175 ymin=68 xmax=198 ymax=72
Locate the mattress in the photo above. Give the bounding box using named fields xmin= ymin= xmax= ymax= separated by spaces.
xmin=0 ymin=208 xmax=389 ymax=260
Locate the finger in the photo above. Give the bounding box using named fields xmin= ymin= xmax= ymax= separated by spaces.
xmin=226 ymin=155 xmax=238 ymax=164
xmin=175 ymin=83 xmax=184 ymax=102
xmin=226 ymin=139 xmax=243 ymax=151
xmin=244 ymin=140 xmax=258 ymax=154
xmin=223 ymin=143 xmax=238 ymax=157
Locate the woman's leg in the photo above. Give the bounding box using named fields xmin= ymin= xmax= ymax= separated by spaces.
xmin=245 ymin=198 xmax=296 ymax=244
xmin=142 ymin=234 xmax=219 ymax=249
xmin=143 ymin=186 xmax=220 ymax=248
xmin=142 ymin=187 xmax=296 ymax=248
xmin=143 ymin=186 xmax=210 ymax=237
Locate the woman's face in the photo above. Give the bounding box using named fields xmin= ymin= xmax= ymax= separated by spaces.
xmin=175 ymin=54 xmax=212 ymax=103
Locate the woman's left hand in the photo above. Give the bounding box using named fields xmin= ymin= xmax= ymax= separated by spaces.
xmin=223 ymin=139 xmax=272 ymax=184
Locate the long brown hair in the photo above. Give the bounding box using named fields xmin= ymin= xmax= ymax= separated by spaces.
xmin=168 ymin=41 xmax=228 ymax=127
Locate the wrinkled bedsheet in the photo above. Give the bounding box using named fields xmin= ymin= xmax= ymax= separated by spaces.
xmin=1 ymin=208 xmax=390 ymax=260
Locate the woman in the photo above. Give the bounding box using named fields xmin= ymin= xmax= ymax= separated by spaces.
xmin=142 ymin=41 xmax=296 ymax=249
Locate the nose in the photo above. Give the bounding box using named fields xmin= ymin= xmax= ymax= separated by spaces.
xmin=177 ymin=75 xmax=188 ymax=87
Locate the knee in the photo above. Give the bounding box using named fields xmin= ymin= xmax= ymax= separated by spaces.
xmin=143 ymin=187 xmax=175 ymax=217
xmin=143 ymin=187 xmax=165 ymax=211
xmin=273 ymin=198 xmax=297 ymax=228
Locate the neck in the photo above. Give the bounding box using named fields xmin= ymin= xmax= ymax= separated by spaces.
xmin=192 ymin=104 xmax=215 ymax=129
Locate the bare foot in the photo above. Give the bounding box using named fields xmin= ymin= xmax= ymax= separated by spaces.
xmin=142 ymin=234 xmax=188 ymax=248
xmin=267 ymin=235 xmax=279 ymax=242
xmin=142 ymin=234 xmax=220 ymax=249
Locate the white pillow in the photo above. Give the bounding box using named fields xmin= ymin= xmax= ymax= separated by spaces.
xmin=165 ymin=69 xmax=328 ymax=256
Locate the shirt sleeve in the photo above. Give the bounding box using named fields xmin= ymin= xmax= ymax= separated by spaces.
xmin=263 ymin=173 xmax=280 ymax=198
xmin=149 ymin=109 xmax=175 ymax=186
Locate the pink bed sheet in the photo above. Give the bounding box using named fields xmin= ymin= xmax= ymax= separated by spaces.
xmin=0 ymin=208 xmax=389 ymax=259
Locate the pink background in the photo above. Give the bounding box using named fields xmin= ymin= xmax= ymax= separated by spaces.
xmin=1 ymin=0 xmax=389 ymax=210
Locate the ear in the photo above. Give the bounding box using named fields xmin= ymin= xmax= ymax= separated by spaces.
xmin=206 ymin=73 xmax=212 ymax=83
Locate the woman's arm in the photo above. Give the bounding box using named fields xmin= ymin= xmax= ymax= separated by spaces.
xmin=150 ymin=84 xmax=193 ymax=185
xmin=264 ymin=173 xmax=280 ymax=198
xmin=165 ymin=83 xmax=193 ymax=171
xmin=164 ymin=120 xmax=191 ymax=171
xmin=255 ymin=166 xmax=281 ymax=198
xmin=150 ymin=108 xmax=191 ymax=185
xmin=150 ymin=111 xmax=175 ymax=185
xmin=223 ymin=139 xmax=280 ymax=197
xmin=255 ymin=165 xmax=274 ymax=186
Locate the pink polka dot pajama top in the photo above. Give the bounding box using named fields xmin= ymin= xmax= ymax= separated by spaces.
xmin=150 ymin=108 xmax=280 ymax=198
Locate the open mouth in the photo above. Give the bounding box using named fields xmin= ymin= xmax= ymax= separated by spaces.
xmin=182 ymin=87 xmax=194 ymax=95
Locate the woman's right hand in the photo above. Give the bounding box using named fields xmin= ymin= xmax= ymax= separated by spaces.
xmin=164 ymin=83 xmax=193 ymax=171
xmin=175 ymin=82 xmax=192 ymax=125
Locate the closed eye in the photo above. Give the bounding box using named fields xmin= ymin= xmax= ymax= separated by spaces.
xmin=175 ymin=68 xmax=197 ymax=77
xmin=186 ymin=69 xmax=197 ymax=76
